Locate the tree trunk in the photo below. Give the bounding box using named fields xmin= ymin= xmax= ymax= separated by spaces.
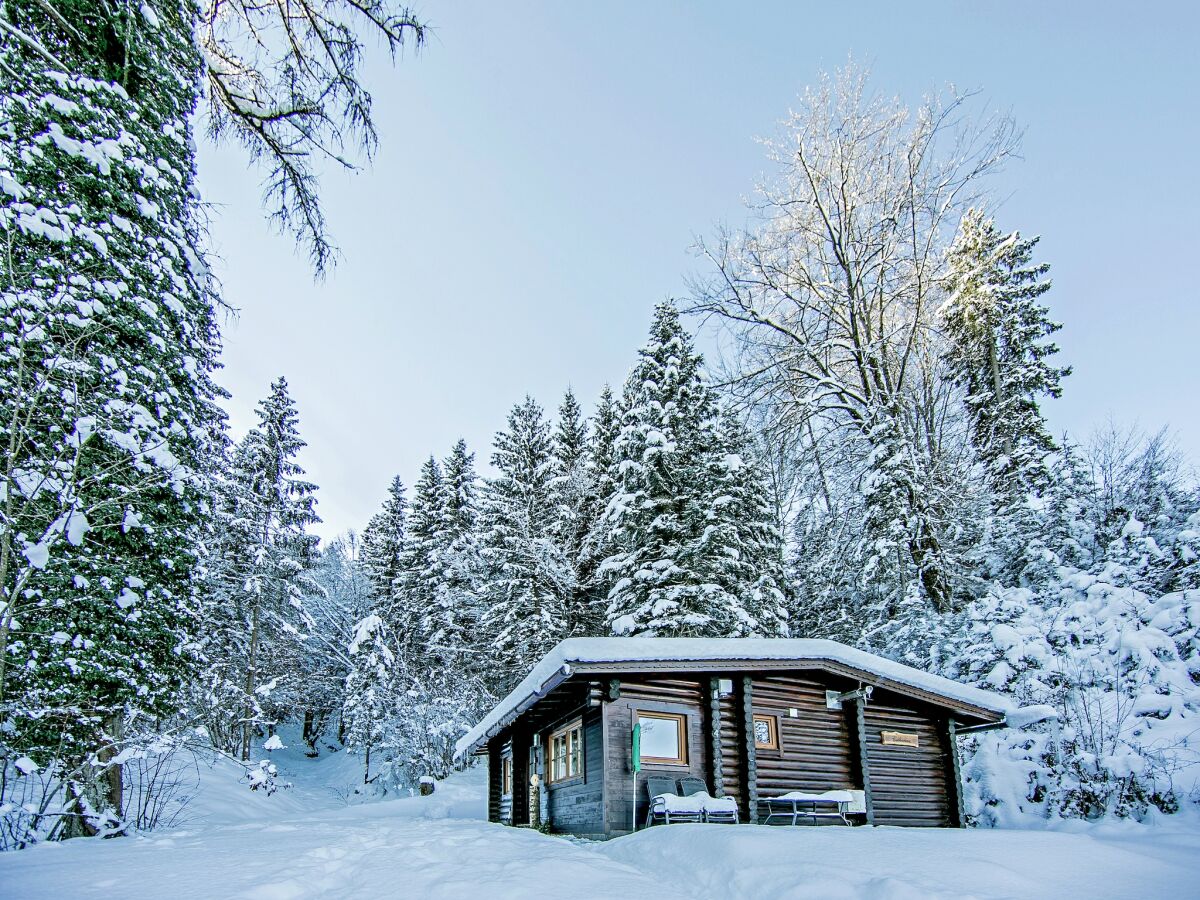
xmin=988 ymin=334 xmax=1012 ymax=459
xmin=241 ymin=603 xmax=260 ymax=762
xmin=303 ymin=709 xmax=315 ymax=750
xmin=910 ymin=517 xmax=952 ymax=613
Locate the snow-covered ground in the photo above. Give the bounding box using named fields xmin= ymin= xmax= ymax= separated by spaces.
xmin=3 ymin=735 xmax=1198 ymax=899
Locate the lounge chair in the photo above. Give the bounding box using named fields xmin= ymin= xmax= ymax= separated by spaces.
xmin=678 ymin=776 xmax=740 ymax=824
xmin=644 ymin=775 xmax=703 ymax=827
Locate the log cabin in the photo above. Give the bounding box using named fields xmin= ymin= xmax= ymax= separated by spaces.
xmin=455 ymin=638 xmax=1016 ymax=839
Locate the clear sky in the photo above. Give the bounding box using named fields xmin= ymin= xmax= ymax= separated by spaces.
xmin=196 ymin=1 xmax=1200 ymax=541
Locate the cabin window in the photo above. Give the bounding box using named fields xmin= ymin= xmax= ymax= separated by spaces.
xmin=753 ymin=714 xmax=780 ymax=751
xmin=548 ymin=718 xmax=583 ymax=782
xmin=637 ymin=711 xmax=688 ymax=765
xmin=500 ymin=755 xmax=513 ymax=795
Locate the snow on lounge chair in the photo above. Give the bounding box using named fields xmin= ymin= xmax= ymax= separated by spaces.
xmin=644 ymin=775 xmax=703 ymax=827
xmin=761 ymin=790 xmax=862 ymax=826
xmin=678 ymin=776 xmax=739 ymax=824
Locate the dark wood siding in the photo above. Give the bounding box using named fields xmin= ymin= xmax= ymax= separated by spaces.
xmin=863 ymin=692 xmax=952 ymax=827
xmin=487 ymin=741 xmax=502 ymax=823
xmin=510 ymin=729 xmax=531 ymax=826
xmin=749 ymin=674 xmax=857 ymax=811
xmin=493 ymin=736 xmax=515 ymax=824
xmin=601 ymin=676 xmax=707 ymax=835
xmin=545 ymin=709 xmax=605 ymax=837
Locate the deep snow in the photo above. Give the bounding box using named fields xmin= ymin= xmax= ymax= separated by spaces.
xmin=2 ymin=735 xmax=1198 ymax=900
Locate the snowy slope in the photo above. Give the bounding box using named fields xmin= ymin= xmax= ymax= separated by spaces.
xmin=3 ymin=754 xmax=1199 ymax=900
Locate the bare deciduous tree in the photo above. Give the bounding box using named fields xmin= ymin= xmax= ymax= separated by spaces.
xmin=691 ymin=64 xmax=1018 ymax=614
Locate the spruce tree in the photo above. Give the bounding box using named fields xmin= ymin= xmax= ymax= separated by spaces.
xmin=576 ymin=385 xmax=622 ymax=623
xmin=550 ymin=390 xmax=597 ymax=634
xmin=944 ymin=209 xmax=1069 ymax=499
xmin=0 ymin=0 xmax=225 ymax=835
xmin=431 ymin=440 xmax=484 ymax=666
xmin=598 ymin=302 xmax=781 ymax=637
xmin=342 ymin=611 xmax=399 ymax=784
xmin=392 ymin=456 xmax=444 ymax=661
xmin=480 ymin=397 xmax=573 ymax=685
xmin=361 ymin=476 xmax=407 ymax=603
xmin=203 ymin=378 xmax=320 ymax=761
xmin=703 ymin=414 xmax=790 ymax=636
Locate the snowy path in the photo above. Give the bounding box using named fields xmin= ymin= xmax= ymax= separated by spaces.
xmin=2 ymin=754 xmax=1198 ymax=900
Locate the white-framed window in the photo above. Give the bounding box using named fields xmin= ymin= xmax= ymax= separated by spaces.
xmin=637 ymin=711 xmax=688 ymax=765
xmin=548 ymin=718 xmax=583 ymax=782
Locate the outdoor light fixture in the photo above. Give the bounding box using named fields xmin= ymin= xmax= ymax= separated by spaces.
xmin=826 ymin=686 xmax=873 ymax=710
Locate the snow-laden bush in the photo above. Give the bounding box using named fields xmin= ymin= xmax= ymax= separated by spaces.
xmin=0 ymin=730 xmax=205 ymax=849
xmin=946 ymin=570 xmax=1199 ymax=825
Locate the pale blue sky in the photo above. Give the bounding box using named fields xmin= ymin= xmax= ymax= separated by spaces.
xmin=197 ymin=1 xmax=1200 ymax=540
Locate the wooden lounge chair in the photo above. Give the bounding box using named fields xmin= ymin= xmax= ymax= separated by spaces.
xmin=678 ymin=776 xmax=739 ymax=824
xmin=644 ymin=775 xmax=703 ymax=827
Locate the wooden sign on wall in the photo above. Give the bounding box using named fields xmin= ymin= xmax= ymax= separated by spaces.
xmin=881 ymin=730 xmax=919 ymax=748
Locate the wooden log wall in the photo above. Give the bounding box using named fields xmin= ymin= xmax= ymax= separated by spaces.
xmin=510 ymin=728 xmax=531 ymax=826
xmin=717 ymin=685 xmax=743 ymax=812
xmin=487 ymin=741 xmax=502 ymax=823
xmin=862 ymin=693 xmax=952 ymax=827
xmin=602 ymin=676 xmax=707 ymax=835
xmin=545 ymin=709 xmax=605 ymax=837
xmin=749 ymin=674 xmax=856 ymax=817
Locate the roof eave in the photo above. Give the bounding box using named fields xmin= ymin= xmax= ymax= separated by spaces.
xmin=454 ymin=663 xmax=576 ymax=759
xmin=568 ymin=657 xmax=1007 ymax=724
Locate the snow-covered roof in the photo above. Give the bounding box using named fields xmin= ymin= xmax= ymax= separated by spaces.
xmin=455 ymin=637 xmax=1018 ymax=759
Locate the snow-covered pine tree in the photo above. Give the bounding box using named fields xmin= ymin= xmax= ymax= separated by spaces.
xmin=576 ymin=385 xmax=622 ymax=625
xmin=943 ymin=209 xmax=1070 ymax=583
xmin=361 ymin=476 xmax=407 ymax=603
xmin=702 ymin=413 xmax=790 ymax=636
xmin=943 ymin=209 xmax=1067 ymax=499
xmin=342 ymin=610 xmax=400 ymax=784
xmin=598 ymin=302 xmax=776 ymax=637
xmin=0 ymin=0 xmax=225 ymax=839
xmin=430 ymin=439 xmax=485 ymax=670
xmin=202 ymin=378 xmax=320 ymax=761
xmin=550 ymin=390 xmax=599 ymax=635
xmin=392 ymin=456 xmax=445 ymax=662
xmin=479 ymin=397 xmax=574 ymax=687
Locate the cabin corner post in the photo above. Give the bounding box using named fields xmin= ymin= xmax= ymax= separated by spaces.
xmin=740 ymin=675 xmax=759 ymax=823
xmin=942 ymin=718 xmax=966 ymax=827
xmin=708 ymin=676 xmax=726 ymax=797
xmin=848 ymin=697 xmax=875 ymax=825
